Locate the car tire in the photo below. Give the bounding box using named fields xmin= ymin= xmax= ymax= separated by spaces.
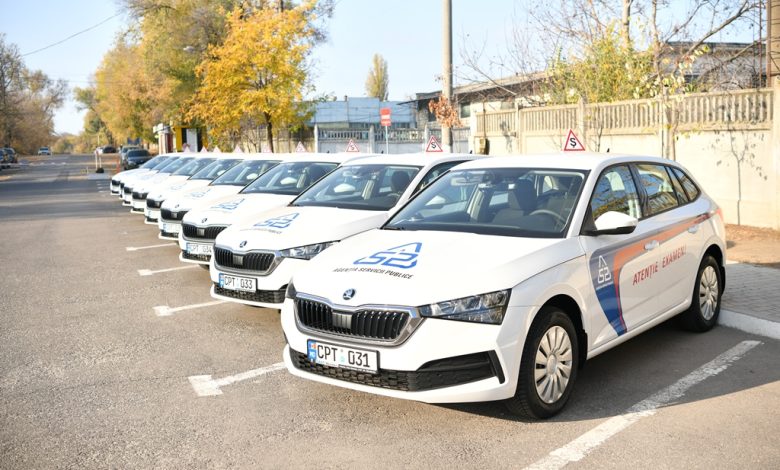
xmin=679 ymin=255 xmax=722 ymax=332
xmin=505 ymin=306 xmax=579 ymax=419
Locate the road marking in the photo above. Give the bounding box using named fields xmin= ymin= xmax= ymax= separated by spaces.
xmin=153 ymin=300 xmax=227 ymax=317
xmin=526 ymin=340 xmax=761 ymax=470
xmin=138 ymin=265 xmax=198 ymax=276
xmin=189 ymin=362 xmax=286 ymax=397
xmin=126 ymin=243 xmax=176 ymax=252
xmin=720 ymin=309 xmax=780 ymax=341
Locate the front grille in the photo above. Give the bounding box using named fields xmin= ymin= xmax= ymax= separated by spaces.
xmin=213 ymin=284 xmax=286 ymax=304
xmin=146 ymin=199 xmax=162 ymax=209
xmin=123 ymin=186 xmax=131 ymax=194
xmin=132 ymin=191 xmax=147 ymax=200
xmin=290 ymin=350 xmax=496 ymax=391
xmin=213 ymin=247 xmax=275 ymax=272
xmin=182 ymin=251 xmax=210 ymax=262
xmin=182 ymin=224 xmax=227 ymax=241
xmin=160 ymin=208 xmax=188 ymax=221
xmin=295 ymin=298 xmax=409 ymax=341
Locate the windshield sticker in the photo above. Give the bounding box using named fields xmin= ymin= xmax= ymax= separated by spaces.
xmin=254 ymin=212 xmax=299 ymax=229
xmin=211 ymin=198 xmax=245 ymax=211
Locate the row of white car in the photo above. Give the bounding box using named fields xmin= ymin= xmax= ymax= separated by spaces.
xmin=110 ymin=150 xmax=727 ymax=419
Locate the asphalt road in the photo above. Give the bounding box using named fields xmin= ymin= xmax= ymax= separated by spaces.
xmin=1 ymin=154 xmax=779 ymax=469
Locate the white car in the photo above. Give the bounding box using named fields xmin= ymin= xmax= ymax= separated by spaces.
xmin=159 ymin=154 xmax=282 ymax=243
xmin=122 ymin=155 xmax=188 ymax=205
xmin=144 ymin=155 xmax=243 ymax=225
xmin=177 ymin=152 xmax=364 ymax=262
xmin=129 ymin=153 xmax=217 ymax=214
xmin=280 ymin=153 xmax=726 ymax=419
xmin=111 ymin=154 xmax=176 ymax=195
xmin=210 ymin=153 xmax=479 ymax=308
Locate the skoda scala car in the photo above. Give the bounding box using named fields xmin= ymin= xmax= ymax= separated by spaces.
xmin=122 ymin=155 xmax=194 ymax=206
xmin=145 ymin=155 xmax=242 ymax=226
xmin=177 ymin=153 xmax=361 ymax=263
xmin=210 ymin=153 xmax=478 ymax=308
xmin=280 ymin=153 xmax=726 ymax=419
xmin=111 ymin=154 xmax=175 ymax=195
xmin=129 ymin=153 xmax=217 ymax=214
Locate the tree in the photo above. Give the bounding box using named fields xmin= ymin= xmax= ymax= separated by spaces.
xmin=189 ymin=2 xmax=320 ymax=151
xmin=365 ymin=53 xmax=389 ymax=100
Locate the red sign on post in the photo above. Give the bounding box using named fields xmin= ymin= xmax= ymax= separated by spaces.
xmin=380 ymin=107 xmax=392 ymax=127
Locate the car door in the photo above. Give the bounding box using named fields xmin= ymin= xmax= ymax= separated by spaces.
xmin=579 ymin=164 xmax=666 ymax=346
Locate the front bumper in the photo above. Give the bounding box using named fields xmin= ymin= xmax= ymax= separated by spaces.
xmin=144 ymin=208 xmax=160 ymax=224
xmin=281 ymin=298 xmax=531 ymax=403
xmin=158 ymin=220 xmax=182 ymax=240
xmin=209 ymin=257 xmax=308 ymax=308
xmin=130 ymin=198 xmax=146 ymax=213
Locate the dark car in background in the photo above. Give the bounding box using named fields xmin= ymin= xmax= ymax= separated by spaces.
xmin=1 ymin=148 xmax=17 ymax=167
xmin=102 ymin=145 xmax=117 ymax=154
xmin=124 ymin=149 xmax=152 ymax=170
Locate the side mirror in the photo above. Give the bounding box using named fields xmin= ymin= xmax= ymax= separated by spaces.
xmin=589 ymin=211 xmax=638 ymax=235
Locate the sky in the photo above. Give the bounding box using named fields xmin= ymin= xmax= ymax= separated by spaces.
xmin=0 ymin=0 xmax=761 ymax=135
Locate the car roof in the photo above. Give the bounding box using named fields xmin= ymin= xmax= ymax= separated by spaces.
xmin=451 ymin=152 xmax=680 ymax=173
xmin=341 ymin=152 xmax=479 ymax=168
xmin=272 ymin=152 xmax=372 ymax=164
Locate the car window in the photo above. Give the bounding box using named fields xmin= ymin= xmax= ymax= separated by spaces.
xmin=386 ymin=168 xmax=586 ymax=238
xmin=191 ymin=159 xmax=242 ymax=180
xmin=670 ymin=167 xmax=700 ymax=202
xmin=159 ymin=157 xmax=193 ymax=174
xmin=210 ymin=160 xmax=279 ymax=186
xmin=293 ymin=164 xmax=421 ymax=211
xmin=172 ymin=158 xmax=216 ymax=176
xmin=589 ymin=165 xmax=641 ymax=221
xmin=635 ymin=163 xmax=679 ymax=216
xmin=664 ymin=166 xmax=689 ymax=204
xmin=240 ymin=161 xmax=338 ymax=196
xmin=412 ymin=161 xmax=467 ymax=194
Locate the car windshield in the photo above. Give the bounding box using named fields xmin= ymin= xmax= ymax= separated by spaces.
xmin=240 ymin=161 xmax=338 ymax=196
xmin=385 ymin=167 xmax=587 ymax=238
xmin=293 ymin=164 xmax=421 ymax=211
xmin=158 ymin=157 xmax=193 ymax=174
xmin=191 ymin=158 xmax=242 ymax=180
xmin=149 ymin=157 xmax=180 ymax=171
xmin=172 ymin=157 xmax=216 ymax=177
xmin=140 ymin=156 xmax=167 ymax=169
xmin=210 ymin=159 xmax=279 ymax=186
xmin=127 ymin=150 xmax=150 ymax=159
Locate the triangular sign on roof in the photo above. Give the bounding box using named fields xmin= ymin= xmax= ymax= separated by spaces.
xmin=182 ymin=143 xmax=193 ymax=152
xmin=425 ymin=135 xmax=443 ymax=152
xmin=296 ymin=141 xmax=307 ymax=153
xmin=562 ymin=129 xmax=585 ymax=151
xmin=345 ymin=139 xmax=360 ymax=153
xmin=261 ymin=143 xmax=273 ymax=153
xmin=212 ymin=146 xmax=221 ymax=153
xmin=233 ymin=144 xmax=244 ymax=153
xmin=199 ymin=146 xmax=209 ymax=153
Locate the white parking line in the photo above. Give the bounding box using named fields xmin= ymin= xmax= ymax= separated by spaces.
xmin=526 ymin=340 xmax=761 ymax=470
xmin=154 ymin=300 xmax=227 ymax=317
xmin=138 ymin=265 xmax=198 ymax=276
xmin=126 ymin=243 xmax=176 ymax=252
xmin=189 ymin=362 xmax=286 ymax=397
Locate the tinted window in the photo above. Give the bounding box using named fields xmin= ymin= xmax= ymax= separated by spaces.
xmin=589 ymin=165 xmax=641 ymax=220
xmin=671 ymin=167 xmax=700 ymax=201
xmin=210 ymin=159 xmax=279 ymax=186
xmin=127 ymin=149 xmax=150 ymax=158
xmin=635 ymin=163 xmax=679 ymax=216
xmin=665 ymin=166 xmax=688 ymax=204
xmin=141 ymin=156 xmax=167 ymax=169
xmin=159 ymin=157 xmax=194 ymax=174
xmin=241 ymin=161 xmax=338 ymax=196
xmin=172 ymin=158 xmax=216 ymax=176
xmin=191 ymin=158 xmax=242 ymax=180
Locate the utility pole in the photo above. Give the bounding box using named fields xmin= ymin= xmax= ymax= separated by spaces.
xmin=442 ymin=0 xmax=453 ymax=153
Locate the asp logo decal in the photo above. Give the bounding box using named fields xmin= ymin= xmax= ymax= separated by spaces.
xmin=211 ymin=198 xmax=245 ymax=211
xmin=189 ymin=188 xmax=212 ymax=199
xmin=353 ymin=242 xmax=421 ymax=269
xmin=254 ymin=212 xmax=299 ymax=229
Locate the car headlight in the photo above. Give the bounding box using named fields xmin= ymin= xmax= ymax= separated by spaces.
xmin=279 ymin=241 xmax=337 ymax=260
xmin=418 ymin=290 xmax=510 ymax=324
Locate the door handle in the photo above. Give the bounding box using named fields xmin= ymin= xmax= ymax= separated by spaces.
xmin=644 ymin=240 xmax=659 ymax=251
xmin=688 ymin=225 xmax=699 ymax=234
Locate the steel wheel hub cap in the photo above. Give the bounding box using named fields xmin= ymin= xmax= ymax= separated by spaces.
xmin=699 ymin=265 xmax=719 ymax=321
xmin=534 ymin=325 xmax=573 ymax=404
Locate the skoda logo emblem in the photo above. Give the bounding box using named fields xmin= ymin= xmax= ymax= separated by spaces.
xmin=175 ymin=204 xmax=180 ymax=209
xmin=239 ymin=240 xmax=247 ymax=248
xmin=201 ymin=217 xmax=208 ymax=223
xmin=342 ymin=289 xmax=356 ymax=300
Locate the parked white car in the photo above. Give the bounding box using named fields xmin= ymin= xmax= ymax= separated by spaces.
xmin=122 ymin=155 xmax=190 ymax=206
xmin=129 ymin=153 xmax=217 ymax=214
xmin=144 ymin=155 xmax=243 ymax=225
xmin=210 ymin=153 xmax=479 ymax=308
xmin=177 ymin=152 xmax=365 ymax=260
xmin=111 ymin=154 xmax=177 ymax=196
xmin=280 ymin=153 xmax=726 ymax=419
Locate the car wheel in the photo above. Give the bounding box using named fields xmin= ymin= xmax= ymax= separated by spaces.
xmin=679 ymin=255 xmax=721 ymax=332
xmin=505 ymin=306 xmax=579 ymax=419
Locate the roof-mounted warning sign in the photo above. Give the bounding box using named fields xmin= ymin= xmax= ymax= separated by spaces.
xmin=425 ymin=135 xmax=443 ymax=152
xmin=563 ymin=129 xmax=585 ymax=151
xmin=345 ymin=139 xmax=360 ymax=152
xmin=295 ymin=141 xmax=307 ymax=152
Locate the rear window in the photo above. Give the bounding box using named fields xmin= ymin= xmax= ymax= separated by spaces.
xmin=127 ymin=150 xmax=150 ymax=158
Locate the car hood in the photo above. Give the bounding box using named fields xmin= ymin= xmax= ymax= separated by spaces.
xmin=113 ymin=168 xmax=149 ymax=182
xmin=180 ymin=193 xmax=294 ymax=227
xmin=215 ymin=205 xmax=390 ymax=252
xmin=291 ymin=229 xmax=584 ymax=308
xmin=162 ymin=185 xmax=242 ymax=213
xmin=135 ymin=174 xmax=188 ymax=194
xmin=147 ymin=179 xmax=210 ymax=203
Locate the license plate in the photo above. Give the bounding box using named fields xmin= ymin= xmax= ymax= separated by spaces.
xmin=186 ymin=242 xmax=212 ymax=255
xmin=218 ymin=272 xmax=256 ymax=292
xmin=148 ymin=209 xmax=160 ymax=219
xmin=307 ymin=339 xmax=378 ymax=374
xmin=162 ymin=222 xmax=180 ymax=234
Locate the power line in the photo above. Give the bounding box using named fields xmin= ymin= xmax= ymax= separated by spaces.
xmin=21 ymin=13 xmax=121 ymax=57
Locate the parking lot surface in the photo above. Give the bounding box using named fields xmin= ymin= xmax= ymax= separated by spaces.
xmin=1 ymin=154 xmax=779 ymax=468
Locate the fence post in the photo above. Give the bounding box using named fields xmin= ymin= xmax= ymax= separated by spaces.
xmin=423 ymin=124 xmax=430 ymax=152
xmin=369 ymin=125 xmax=375 ymax=153
xmin=516 ymin=106 xmax=523 ymax=154
xmin=314 ymin=124 xmax=319 ymax=152
xmin=772 ymin=77 xmax=780 ymax=229
xmin=577 ymin=96 xmax=587 ymax=147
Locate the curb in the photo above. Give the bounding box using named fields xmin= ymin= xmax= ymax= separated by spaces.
xmin=719 ymin=309 xmax=780 ymax=341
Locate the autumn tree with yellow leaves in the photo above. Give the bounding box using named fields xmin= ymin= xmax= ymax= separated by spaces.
xmin=189 ymin=2 xmax=320 ymax=151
